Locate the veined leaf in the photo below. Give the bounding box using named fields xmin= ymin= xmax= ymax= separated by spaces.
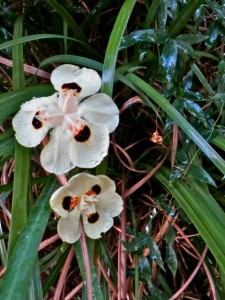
xmin=166 ymin=245 xmax=178 ymax=278
xmin=187 ymin=165 xmax=217 ymax=187
xmin=162 ymin=39 xmax=178 ymax=81
xmin=119 ymin=29 xmax=168 ymax=51
xmin=176 ymin=33 xmax=209 ymax=45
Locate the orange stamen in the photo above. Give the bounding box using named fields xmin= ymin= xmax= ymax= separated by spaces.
xmin=70 ymin=197 xmax=80 ymax=209
xmin=85 ymin=190 xmax=96 ymax=196
xmin=71 ymin=125 xmax=85 ymax=137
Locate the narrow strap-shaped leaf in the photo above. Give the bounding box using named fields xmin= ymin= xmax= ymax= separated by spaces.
xmin=127 ymin=73 xmax=225 ymax=176
xmin=45 ymin=0 xmax=100 ymax=59
xmin=156 ymin=167 xmax=225 ymax=273
xmin=98 ymin=0 xmax=137 ymax=175
xmin=101 ymin=0 xmax=137 ymax=97
xmin=0 ymin=177 xmax=58 ymax=299
xmin=7 ymin=15 xmax=29 ymax=260
xmin=74 ymin=240 xmax=104 ymax=300
xmin=39 ymin=54 xmax=103 ymax=71
xmin=0 ymin=34 xmax=81 ymax=51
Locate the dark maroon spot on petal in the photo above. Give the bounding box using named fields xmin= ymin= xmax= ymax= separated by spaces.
xmin=32 ymin=117 xmax=43 ymax=129
xmin=91 ymin=184 xmax=101 ymax=195
xmin=62 ymin=196 xmax=72 ymax=210
xmin=74 ymin=125 xmax=91 ymax=142
xmin=62 ymin=82 xmax=82 ymax=93
xmin=87 ymin=212 xmax=99 ymax=224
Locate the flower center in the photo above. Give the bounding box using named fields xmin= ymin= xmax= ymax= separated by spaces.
xmin=74 ymin=125 xmax=91 ymax=142
xmin=61 ymin=82 xmax=82 ymax=96
xmin=62 ymin=185 xmax=101 ymax=213
xmin=62 ymin=196 xmax=80 ymax=211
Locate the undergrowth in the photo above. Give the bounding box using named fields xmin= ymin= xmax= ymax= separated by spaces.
xmin=0 ymin=0 xmax=225 ymax=299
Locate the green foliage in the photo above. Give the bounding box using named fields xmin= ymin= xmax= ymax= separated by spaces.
xmin=0 ymin=0 xmax=225 ymax=299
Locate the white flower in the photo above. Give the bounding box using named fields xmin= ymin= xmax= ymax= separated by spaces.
xmin=12 ymin=64 xmax=119 ymax=175
xmin=50 ymin=173 xmax=123 ymax=243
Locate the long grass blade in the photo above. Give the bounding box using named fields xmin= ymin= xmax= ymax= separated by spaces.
xmin=0 ymin=34 xmax=81 ymax=51
xmin=101 ymin=0 xmax=137 ymax=96
xmin=0 ymin=177 xmax=58 ymax=299
xmin=156 ymin=167 xmax=225 ymax=273
xmin=7 ymin=15 xmax=29 ymax=260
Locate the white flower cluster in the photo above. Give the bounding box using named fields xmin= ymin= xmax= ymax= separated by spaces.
xmin=13 ymin=64 xmax=123 ymax=242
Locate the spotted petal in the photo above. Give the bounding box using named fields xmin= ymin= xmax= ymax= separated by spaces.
xmin=71 ymin=120 xmax=109 ymax=168
xmin=50 ymin=64 xmax=102 ymax=101
xmin=57 ymin=209 xmax=81 ymax=243
xmin=97 ymin=175 xmax=116 ymax=193
xmin=67 ymin=173 xmax=101 ymax=196
xmin=12 ymin=95 xmax=56 ymax=147
xmin=50 ymin=186 xmax=74 ymax=218
xmin=78 ymin=93 xmax=119 ymax=133
xmin=83 ymin=208 xmax=113 ymax=239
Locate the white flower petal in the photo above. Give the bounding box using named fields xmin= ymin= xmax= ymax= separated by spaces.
xmin=67 ymin=173 xmax=101 ymax=196
xmin=50 ymin=64 xmax=102 ymax=101
xmin=97 ymin=175 xmax=116 ymax=193
xmin=12 ymin=99 xmax=52 ymax=148
xmin=78 ymin=93 xmax=119 ymax=133
xmin=57 ymin=209 xmax=81 ymax=243
xmin=40 ymin=127 xmax=77 ymax=175
xmin=72 ymin=121 xmax=109 ymax=168
xmin=83 ymin=209 xmax=113 ymax=239
xmin=97 ymin=192 xmax=123 ymax=217
xmin=50 ymin=186 xmax=74 ymax=218
xmin=20 ymin=94 xmax=58 ymax=111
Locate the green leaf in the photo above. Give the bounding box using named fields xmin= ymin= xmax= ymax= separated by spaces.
xmin=0 ymin=134 xmax=14 ymax=156
xmin=187 ymin=165 xmax=217 ymax=187
xmin=184 ymin=99 xmax=206 ymax=121
xmin=139 ymin=256 xmax=151 ymax=282
xmin=165 ymin=225 xmax=176 ymax=246
xmin=98 ymin=0 xmax=137 ymax=175
xmin=168 ymin=0 xmax=206 ymax=38
xmin=146 ymin=238 xmax=164 ymax=270
xmin=156 ymin=167 xmax=225 ymax=273
xmin=0 ymin=177 xmax=58 ymax=300
xmin=162 ymin=39 xmax=178 ymax=81
xmin=205 ymin=21 xmax=219 ymax=48
xmin=218 ymin=61 xmax=225 ymax=73
xmin=42 ymin=245 xmax=70 ymax=296
xmin=169 ymin=166 xmax=184 ymax=184
xmin=45 ymin=0 xmax=100 ymax=59
xmin=101 ymin=0 xmax=137 ymax=96
xmin=123 ymin=235 xmax=164 ymax=270
xmin=7 ymin=15 xmax=28 ymax=261
xmin=0 ymin=34 xmax=81 ymax=51
xmin=176 ymin=40 xmax=195 ymax=57
xmin=74 ymin=240 xmax=104 ymax=300
xmin=119 ymin=29 xmax=168 ymax=51
xmin=166 ymin=245 xmax=178 ymax=278
xmin=39 ymin=55 xmax=103 ymax=72
xmin=176 ymin=34 xmax=209 ymax=45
